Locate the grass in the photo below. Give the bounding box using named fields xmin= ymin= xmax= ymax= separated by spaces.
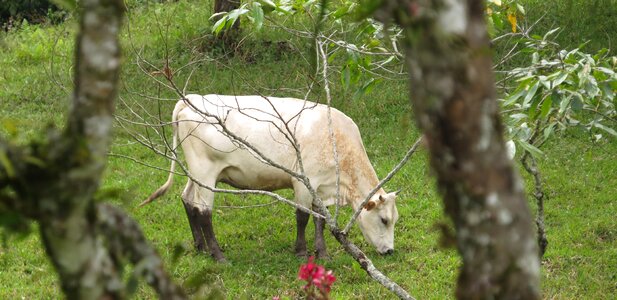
xmin=520 ymin=0 xmax=617 ymax=55
xmin=1 ymin=0 xmax=616 ymax=299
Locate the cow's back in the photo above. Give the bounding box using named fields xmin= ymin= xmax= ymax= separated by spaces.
xmin=178 ymin=94 xmax=375 ymax=202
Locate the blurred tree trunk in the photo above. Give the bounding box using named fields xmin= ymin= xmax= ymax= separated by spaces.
xmin=213 ymin=0 xmax=240 ymax=45
xmin=374 ymin=0 xmax=540 ymax=299
xmin=0 ymin=0 xmax=185 ymax=298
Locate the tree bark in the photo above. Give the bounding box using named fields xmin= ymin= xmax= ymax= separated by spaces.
xmin=0 ymin=0 xmax=186 ymax=298
xmin=374 ymin=0 xmax=541 ymax=298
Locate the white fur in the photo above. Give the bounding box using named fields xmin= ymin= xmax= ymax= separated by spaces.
xmin=166 ymin=94 xmax=399 ymax=253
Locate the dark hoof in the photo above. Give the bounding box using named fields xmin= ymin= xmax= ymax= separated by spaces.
xmin=295 ymin=250 xmax=308 ymax=258
xmin=195 ymin=243 xmax=207 ymax=253
xmin=315 ymin=251 xmax=329 ymax=260
xmin=215 ymin=257 xmax=228 ymax=264
xmin=212 ymin=252 xmax=227 ymax=263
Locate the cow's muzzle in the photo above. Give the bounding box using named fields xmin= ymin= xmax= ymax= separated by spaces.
xmin=381 ymin=248 xmax=394 ymax=255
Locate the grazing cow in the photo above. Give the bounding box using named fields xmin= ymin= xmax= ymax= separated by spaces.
xmin=142 ymin=94 xmax=400 ymax=262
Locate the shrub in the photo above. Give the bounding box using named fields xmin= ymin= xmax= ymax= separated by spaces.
xmin=0 ymin=0 xmax=65 ymax=27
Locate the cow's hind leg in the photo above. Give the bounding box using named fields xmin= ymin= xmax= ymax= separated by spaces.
xmin=181 ymin=181 xmax=207 ymax=252
xmin=192 ymin=181 xmax=226 ymax=263
xmin=313 ymin=208 xmax=328 ymax=259
xmin=295 ymin=209 xmax=309 ymax=257
xmin=198 ymin=208 xmax=225 ymax=262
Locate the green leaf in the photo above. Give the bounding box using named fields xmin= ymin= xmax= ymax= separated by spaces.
xmin=510 ymin=113 xmax=528 ymax=120
xmin=596 ymin=67 xmax=615 ymax=76
xmin=249 ymin=3 xmax=264 ymax=30
xmin=552 ymin=71 xmax=568 ymax=88
xmin=352 ymin=78 xmax=380 ymax=100
xmin=517 ymin=140 xmax=544 ymax=158
xmin=333 ymin=3 xmax=351 ymax=18
xmin=491 ymin=11 xmax=504 ymax=31
xmin=551 ymin=90 xmax=562 ymax=108
xmin=583 ymin=80 xmax=601 ymax=98
xmin=538 ymin=75 xmax=551 ymax=90
xmin=504 ymin=88 xmax=526 ymax=106
xmin=593 ymin=123 xmax=617 ymax=137
xmin=532 ymin=52 xmax=539 ymax=64
xmin=600 ymin=82 xmax=615 ymax=100
xmin=540 ymin=97 xmax=553 ymax=118
xmin=212 ymin=16 xmax=229 ymax=34
xmin=571 ymin=94 xmax=583 ymax=112
xmin=523 ymin=81 xmax=540 ymax=107
xmin=262 ymin=0 xmax=277 ymax=8
xmin=543 ymin=123 xmax=556 ymax=140
xmin=543 ymin=27 xmax=560 ymax=40
xmin=227 ymin=7 xmax=250 ymax=20
xmin=559 ymin=95 xmax=571 ymax=114
xmin=209 ymin=11 xmax=227 ymax=20
xmin=528 ymin=95 xmax=542 ymax=120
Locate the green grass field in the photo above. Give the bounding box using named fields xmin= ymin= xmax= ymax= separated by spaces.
xmin=1 ymin=0 xmax=615 ymax=299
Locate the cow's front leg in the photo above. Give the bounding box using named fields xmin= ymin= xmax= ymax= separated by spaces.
xmin=313 ymin=213 xmax=328 ymax=259
xmin=295 ymin=209 xmax=309 ymax=257
xmin=198 ymin=208 xmax=226 ymax=263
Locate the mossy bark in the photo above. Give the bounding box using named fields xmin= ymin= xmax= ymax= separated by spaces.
xmin=0 ymin=0 xmax=186 ymax=298
xmin=374 ymin=0 xmax=541 ymax=298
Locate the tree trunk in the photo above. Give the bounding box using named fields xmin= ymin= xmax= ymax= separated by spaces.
xmin=374 ymin=0 xmax=541 ymax=298
xmin=34 ymin=0 xmax=127 ymax=296
xmin=0 ymin=0 xmax=186 ymax=298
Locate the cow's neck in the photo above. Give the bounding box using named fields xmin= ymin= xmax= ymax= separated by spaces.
xmin=342 ymin=161 xmax=385 ymax=211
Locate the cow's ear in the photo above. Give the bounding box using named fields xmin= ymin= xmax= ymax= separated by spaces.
xmin=394 ymin=188 xmax=402 ymax=196
xmin=364 ymin=200 xmax=376 ymax=211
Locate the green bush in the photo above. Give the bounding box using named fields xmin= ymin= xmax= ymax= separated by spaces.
xmin=0 ymin=0 xmax=64 ymax=26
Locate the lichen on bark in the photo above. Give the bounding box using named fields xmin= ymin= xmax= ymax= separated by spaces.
xmin=373 ymin=0 xmax=541 ymax=298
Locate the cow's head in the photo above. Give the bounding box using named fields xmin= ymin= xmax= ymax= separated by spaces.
xmin=357 ymin=191 xmax=399 ymax=255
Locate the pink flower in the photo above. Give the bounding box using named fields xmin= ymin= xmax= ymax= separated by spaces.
xmin=272 ymin=297 xmax=280 ymax=300
xmin=311 ymin=265 xmax=325 ymax=286
xmin=298 ymin=256 xmax=337 ymax=297
xmin=321 ymin=270 xmax=336 ymax=292
xmin=298 ymin=256 xmax=316 ymax=281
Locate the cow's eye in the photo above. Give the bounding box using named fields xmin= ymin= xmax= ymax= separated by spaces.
xmin=381 ymin=218 xmax=388 ymax=226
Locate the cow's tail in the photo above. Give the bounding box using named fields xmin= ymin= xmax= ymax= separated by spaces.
xmin=139 ymin=101 xmax=185 ymax=207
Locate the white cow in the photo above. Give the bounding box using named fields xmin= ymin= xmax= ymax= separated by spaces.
xmin=143 ymin=94 xmax=400 ymax=262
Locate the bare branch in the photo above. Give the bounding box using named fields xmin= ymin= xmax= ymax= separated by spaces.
xmin=171 ymin=155 xmax=326 ymax=219
xmin=317 ymin=38 xmax=342 ymax=225
xmin=96 ymin=203 xmax=187 ymax=300
xmin=330 ymin=229 xmax=415 ymax=300
xmin=521 ymin=152 xmax=548 ymax=256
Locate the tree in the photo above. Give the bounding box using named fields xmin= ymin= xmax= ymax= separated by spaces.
xmin=372 ymin=0 xmax=540 ymax=298
xmin=0 ymin=0 xmax=185 ymax=298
